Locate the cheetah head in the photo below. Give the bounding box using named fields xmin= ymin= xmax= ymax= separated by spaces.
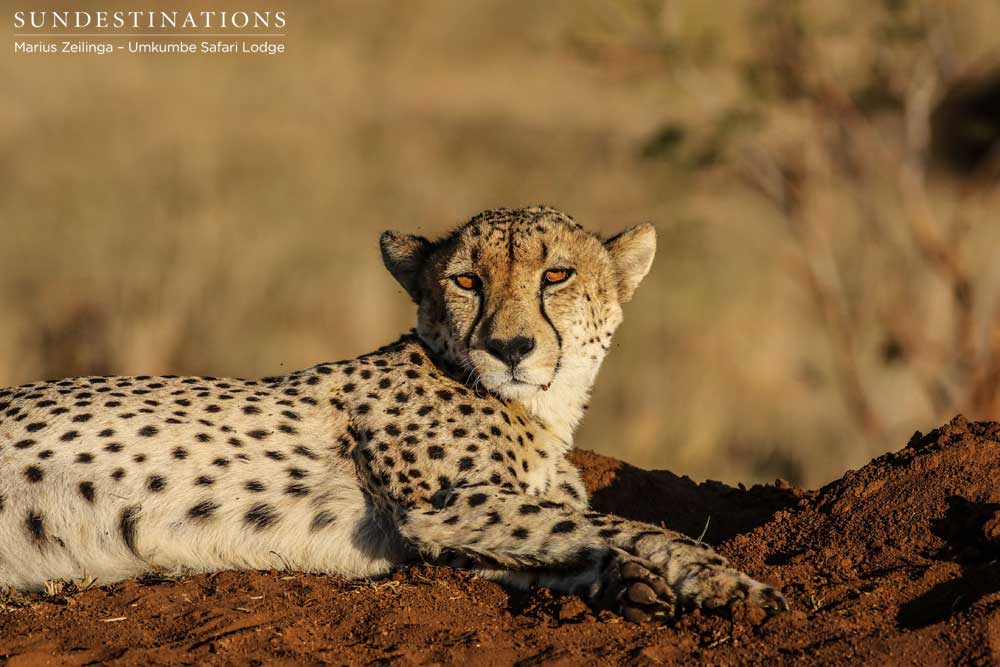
xmin=380 ymin=206 xmax=655 ymax=438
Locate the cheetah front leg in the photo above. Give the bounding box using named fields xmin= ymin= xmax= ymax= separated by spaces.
xmin=397 ymin=486 xmax=786 ymax=620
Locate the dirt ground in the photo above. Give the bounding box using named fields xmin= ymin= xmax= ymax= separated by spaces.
xmin=1 ymin=415 xmax=998 ymax=666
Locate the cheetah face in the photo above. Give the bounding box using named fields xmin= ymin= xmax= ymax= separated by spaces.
xmin=381 ymin=207 xmax=655 ymax=428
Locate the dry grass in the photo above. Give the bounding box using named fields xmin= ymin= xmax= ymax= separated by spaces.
xmin=3 ymin=0 xmax=1000 ymax=486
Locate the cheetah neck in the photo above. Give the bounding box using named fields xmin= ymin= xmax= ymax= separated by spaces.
xmin=517 ymin=391 xmax=585 ymax=450
xmin=515 ymin=363 xmax=598 ymax=449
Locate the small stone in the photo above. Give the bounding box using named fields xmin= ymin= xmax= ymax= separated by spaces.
xmin=982 ymin=511 xmax=1000 ymax=545
xmin=557 ymin=597 xmax=589 ymax=621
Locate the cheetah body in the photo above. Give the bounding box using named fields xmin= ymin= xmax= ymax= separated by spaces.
xmin=0 ymin=338 xmax=568 ymax=590
xmin=0 ymin=207 xmax=786 ymax=619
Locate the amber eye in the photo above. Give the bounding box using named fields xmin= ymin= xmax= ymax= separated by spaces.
xmin=453 ymin=273 xmax=481 ymax=291
xmin=542 ymin=268 xmax=573 ymax=285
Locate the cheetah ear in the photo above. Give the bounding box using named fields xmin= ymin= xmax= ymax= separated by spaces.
xmin=604 ymin=223 xmax=656 ymax=303
xmin=380 ymin=231 xmax=433 ymax=302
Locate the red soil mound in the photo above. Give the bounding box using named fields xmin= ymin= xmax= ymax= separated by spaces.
xmin=2 ymin=416 xmax=998 ymax=666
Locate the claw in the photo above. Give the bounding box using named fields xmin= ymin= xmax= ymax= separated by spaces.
xmin=620 ymin=560 xmax=648 ymax=581
xmin=752 ymin=585 xmax=789 ymax=614
xmin=622 ymin=605 xmax=652 ymax=623
xmin=626 ymin=581 xmax=658 ymax=605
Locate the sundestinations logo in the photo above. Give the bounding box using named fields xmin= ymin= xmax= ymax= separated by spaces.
xmin=12 ymin=9 xmax=288 ymax=56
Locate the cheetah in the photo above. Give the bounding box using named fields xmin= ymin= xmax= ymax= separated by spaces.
xmin=0 ymin=206 xmax=786 ymax=621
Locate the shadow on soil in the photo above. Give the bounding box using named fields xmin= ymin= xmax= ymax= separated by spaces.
xmin=897 ymin=495 xmax=1000 ymax=629
xmin=571 ymin=450 xmax=804 ymax=544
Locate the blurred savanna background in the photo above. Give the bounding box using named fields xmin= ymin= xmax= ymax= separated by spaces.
xmin=4 ymin=0 xmax=1000 ymax=487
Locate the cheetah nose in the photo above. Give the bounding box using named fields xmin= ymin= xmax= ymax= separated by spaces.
xmin=485 ymin=336 xmax=536 ymax=368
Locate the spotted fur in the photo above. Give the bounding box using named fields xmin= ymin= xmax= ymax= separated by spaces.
xmin=0 ymin=206 xmax=785 ymax=619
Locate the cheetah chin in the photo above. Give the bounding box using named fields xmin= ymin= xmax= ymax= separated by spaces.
xmin=465 ymin=349 xmax=554 ymax=396
xmin=0 ymin=205 xmax=787 ymax=620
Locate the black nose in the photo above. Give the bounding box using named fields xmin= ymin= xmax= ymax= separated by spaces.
xmin=485 ymin=336 xmax=536 ymax=368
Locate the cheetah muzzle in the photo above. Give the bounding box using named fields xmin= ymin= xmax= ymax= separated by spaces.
xmin=0 ymin=206 xmax=787 ymax=621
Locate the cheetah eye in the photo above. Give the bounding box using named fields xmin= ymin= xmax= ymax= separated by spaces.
xmin=453 ymin=273 xmax=481 ymax=291
xmin=542 ymin=268 xmax=573 ymax=286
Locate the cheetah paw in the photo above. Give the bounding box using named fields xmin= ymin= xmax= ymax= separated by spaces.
xmin=608 ymin=554 xmax=788 ymax=622
xmin=616 ymin=557 xmax=676 ymax=623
